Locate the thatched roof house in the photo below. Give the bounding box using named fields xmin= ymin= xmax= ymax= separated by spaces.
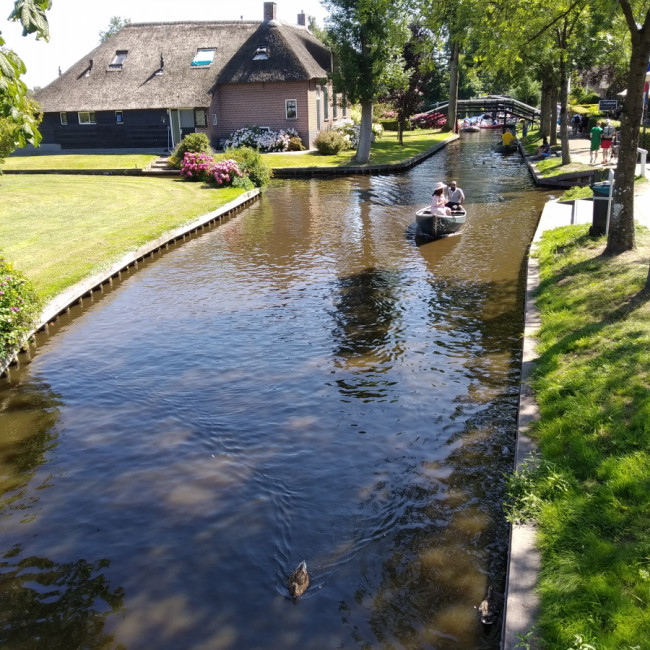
xmin=35 ymin=2 xmax=343 ymax=151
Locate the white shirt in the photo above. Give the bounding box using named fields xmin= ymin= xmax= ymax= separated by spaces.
xmin=447 ymin=187 xmax=465 ymax=204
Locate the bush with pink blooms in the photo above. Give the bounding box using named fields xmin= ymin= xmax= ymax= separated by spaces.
xmin=180 ymin=152 xmax=243 ymax=187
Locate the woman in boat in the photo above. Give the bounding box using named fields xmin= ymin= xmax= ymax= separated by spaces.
xmin=431 ymin=182 xmax=452 ymax=216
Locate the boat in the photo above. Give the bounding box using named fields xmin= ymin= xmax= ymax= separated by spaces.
xmin=479 ymin=121 xmax=502 ymax=130
xmin=460 ymin=124 xmax=480 ymax=132
xmin=415 ymin=206 xmax=467 ymax=238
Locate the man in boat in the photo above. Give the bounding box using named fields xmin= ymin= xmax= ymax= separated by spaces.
xmin=445 ymin=181 xmax=465 ymax=211
xmin=501 ymin=129 xmax=516 ymax=146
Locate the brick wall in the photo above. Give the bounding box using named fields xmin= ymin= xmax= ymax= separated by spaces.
xmin=210 ymin=80 xmax=342 ymax=149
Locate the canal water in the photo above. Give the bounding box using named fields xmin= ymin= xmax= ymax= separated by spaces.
xmin=0 ymin=133 xmax=550 ymax=649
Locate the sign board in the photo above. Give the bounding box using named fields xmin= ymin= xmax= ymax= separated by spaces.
xmin=599 ymin=99 xmax=618 ymax=112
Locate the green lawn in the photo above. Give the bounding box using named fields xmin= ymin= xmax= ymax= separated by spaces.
xmin=2 ymin=153 xmax=159 ymax=170
xmin=1 ymin=175 xmax=244 ymax=300
xmin=506 ymin=225 xmax=650 ymax=648
xmin=266 ymin=129 xmax=452 ymax=168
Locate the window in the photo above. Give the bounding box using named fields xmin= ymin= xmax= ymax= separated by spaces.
xmin=212 ymin=113 xmax=218 ymax=126
xmin=60 ymin=112 xmax=67 ymax=126
xmin=78 ymin=112 xmax=96 ymax=125
xmin=323 ymin=87 xmax=329 ymax=120
xmin=253 ymin=45 xmax=269 ymax=60
xmin=191 ymin=49 xmax=215 ymax=67
xmin=194 ymin=109 xmax=207 ymax=127
xmin=333 ymin=94 xmax=338 ymax=119
xmin=285 ymin=99 xmax=297 ymax=120
xmin=115 ymin=111 xmax=124 ymax=124
xmin=109 ymin=50 xmax=128 ymax=69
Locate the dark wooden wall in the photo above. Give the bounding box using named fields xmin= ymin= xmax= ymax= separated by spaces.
xmin=40 ymin=109 xmax=171 ymax=149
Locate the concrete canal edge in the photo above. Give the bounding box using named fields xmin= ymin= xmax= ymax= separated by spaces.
xmin=501 ymin=200 xmax=555 ymax=649
xmin=0 ymin=188 xmax=260 ymax=378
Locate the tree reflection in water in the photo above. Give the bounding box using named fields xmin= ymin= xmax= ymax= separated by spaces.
xmin=0 ymin=545 xmax=125 ymax=649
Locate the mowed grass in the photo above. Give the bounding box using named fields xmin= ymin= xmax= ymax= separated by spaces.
xmin=266 ymin=129 xmax=452 ymax=168
xmin=527 ymin=224 xmax=650 ymax=648
xmin=1 ymin=175 xmax=244 ymax=301
xmin=2 ymin=153 xmax=159 ymax=170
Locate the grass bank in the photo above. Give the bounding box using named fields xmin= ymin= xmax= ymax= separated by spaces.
xmin=3 ymin=153 xmax=159 ymax=170
xmin=1 ymin=175 xmax=244 ymax=301
xmin=266 ymin=128 xmax=451 ymax=168
xmin=508 ymin=224 xmax=650 ymax=648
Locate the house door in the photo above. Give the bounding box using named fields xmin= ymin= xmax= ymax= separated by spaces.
xmin=169 ymin=109 xmax=196 ymax=148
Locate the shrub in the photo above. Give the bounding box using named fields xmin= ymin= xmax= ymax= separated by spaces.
xmin=0 ymin=254 xmax=42 ymax=359
xmin=579 ymin=91 xmax=601 ymax=105
xmin=314 ymin=130 xmax=349 ymax=155
xmin=287 ymin=136 xmax=306 ymax=151
xmin=224 ymin=146 xmax=272 ymax=188
xmin=169 ymin=132 xmax=213 ymax=169
xmin=223 ymin=126 xmax=300 ymax=152
xmin=330 ymin=119 xmax=383 ymax=149
xmin=179 ymin=153 xmax=245 ymax=187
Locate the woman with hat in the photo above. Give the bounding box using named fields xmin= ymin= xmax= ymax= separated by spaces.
xmin=430 ymin=182 xmax=452 ymax=216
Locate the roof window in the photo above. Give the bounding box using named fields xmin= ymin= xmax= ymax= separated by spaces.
xmin=253 ymin=45 xmax=269 ymax=60
xmin=109 ymin=50 xmax=128 ymax=69
xmin=191 ymin=49 xmax=216 ymax=67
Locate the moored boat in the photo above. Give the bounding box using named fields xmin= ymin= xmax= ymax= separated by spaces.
xmin=415 ymin=206 xmax=467 ymax=238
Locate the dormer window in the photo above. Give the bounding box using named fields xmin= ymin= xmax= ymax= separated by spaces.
xmin=191 ymin=49 xmax=215 ymax=67
xmin=253 ymin=45 xmax=269 ymax=60
xmin=109 ymin=50 xmax=128 ymax=69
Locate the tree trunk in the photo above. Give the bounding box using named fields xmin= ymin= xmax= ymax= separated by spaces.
xmin=540 ymin=78 xmax=552 ymax=139
xmin=354 ymin=100 xmax=373 ymax=164
xmin=606 ymin=10 xmax=650 ymax=254
xmin=397 ymin=115 xmax=404 ymax=146
xmin=559 ymin=58 xmax=572 ymax=165
xmin=550 ymin=85 xmax=558 ymax=145
xmin=444 ymin=39 xmax=460 ymax=133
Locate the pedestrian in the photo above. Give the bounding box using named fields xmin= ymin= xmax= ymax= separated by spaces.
xmin=521 ymin=119 xmax=528 ymax=144
xmin=600 ymin=119 xmax=616 ymax=164
xmin=590 ymin=121 xmax=603 ymax=164
xmin=581 ymin=114 xmax=589 ymax=136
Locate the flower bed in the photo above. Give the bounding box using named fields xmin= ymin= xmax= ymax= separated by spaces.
xmin=223 ymin=127 xmax=301 ymax=152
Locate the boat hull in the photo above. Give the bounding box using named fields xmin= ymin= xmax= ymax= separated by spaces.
xmin=415 ymin=207 xmax=467 ymax=238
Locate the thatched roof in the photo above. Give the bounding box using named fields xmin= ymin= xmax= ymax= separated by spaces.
xmin=35 ymin=21 xmax=331 ymax=113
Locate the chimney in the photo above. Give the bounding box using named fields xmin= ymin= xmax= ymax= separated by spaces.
xmin=264 ymin=2 xmax=277 ymax=21
xmin=297 ymin=11 xmax=306 ymax=26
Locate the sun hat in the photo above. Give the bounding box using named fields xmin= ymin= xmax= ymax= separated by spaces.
xmin=433 ymin=181 xmax=447 ymax=191
xmin=606 ymin=118 xmax=611 ymax=124
xmin=450 ymin=180 xmax=457 ymax=186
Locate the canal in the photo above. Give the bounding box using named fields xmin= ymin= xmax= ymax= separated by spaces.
xmin=0 ymin=133 xmax=551 ymax=649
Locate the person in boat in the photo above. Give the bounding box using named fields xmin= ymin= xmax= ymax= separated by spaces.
xmin=431 ymin=182 xmax=452 ymax=216
xmin=445 ymin=181 xmax=465 ymax=210
xmin=501 ymin=129 xmax=516 ymax=146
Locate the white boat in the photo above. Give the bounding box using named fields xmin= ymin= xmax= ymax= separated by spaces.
xmin=415 ymin=206 xmax=467 ymax=238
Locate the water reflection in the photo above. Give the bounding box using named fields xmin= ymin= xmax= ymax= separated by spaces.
xmin=0 ymin=545 xmax=124 ymax=649
xmin=0 ymin=132 xmax=550 ymax=649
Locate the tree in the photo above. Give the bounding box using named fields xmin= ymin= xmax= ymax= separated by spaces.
xmin=1 ymin=0 xmax=51 ymax=156
xmin=606 ymin=0 xmax=650 ymax=258
xmin=324 ymin=0 xmax=411 ymax=163
xmin=98 ymin=16 xmax=131 ymax=43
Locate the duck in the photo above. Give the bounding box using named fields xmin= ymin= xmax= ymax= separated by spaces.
xmin=288 ymin=561 xmax=309 ymax=598
xmin=476 ymin=586 xmax=500 ymax=625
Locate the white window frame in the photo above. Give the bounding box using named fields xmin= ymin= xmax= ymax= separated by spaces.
xmin=323 ymin=87 xmax=329 ymax=120
xmin=115 ymin=111 xmax=124 ymax=124
xmin=191 ymin=48 xmax=216 ymax=67
xmin=212 ymin=113 xmax=218 ymax=126
xmin=78 ymin=111 xmax=96 ymax=125
xmin=60 ymin=112 xmax=67 ymax=126
xmin=285 ymin=99 xmax=297 ymax=120
xmin=109 ymin=50 xmax=128 ymax=69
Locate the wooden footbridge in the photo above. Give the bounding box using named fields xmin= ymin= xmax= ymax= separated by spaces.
xmin=425 ymin=95 xmax=540 ymax=123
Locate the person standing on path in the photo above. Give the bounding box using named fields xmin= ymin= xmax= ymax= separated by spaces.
xmin=590 ymin=121 xmax=603 ymax=164
xmin=600 ymin=119 xmax=616 ymax=164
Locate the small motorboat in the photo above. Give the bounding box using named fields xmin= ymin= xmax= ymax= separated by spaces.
xmin=415 ymin=205 xmax=467 ymax=238
xmin=460 ymin=124 xmax=480 ymax=132
xmin=479 ymin=121 xmax=502 ymax=130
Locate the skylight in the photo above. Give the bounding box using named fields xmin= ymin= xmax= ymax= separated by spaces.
xmin=191 ymin=49 xmax=216 ymax=67
xmin=253 ymin=45 xmax=269 ymax=61
xmin=109 ymin=50 xmax=128 ymax=69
